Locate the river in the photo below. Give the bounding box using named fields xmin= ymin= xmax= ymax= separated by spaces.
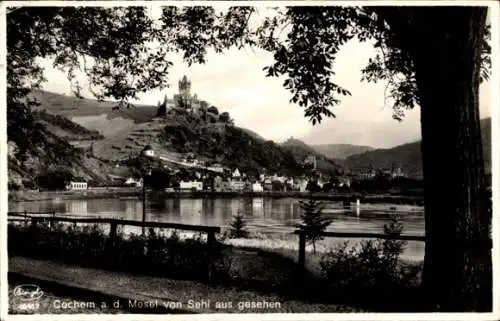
xmin=9 ymin=197 xmax=425 ymax=261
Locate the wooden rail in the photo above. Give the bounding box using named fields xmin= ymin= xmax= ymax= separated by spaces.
xmin=8 ymin=213 xmax=221 ymax=282
xmin=8 ymin=211 xmax=56 ymax=216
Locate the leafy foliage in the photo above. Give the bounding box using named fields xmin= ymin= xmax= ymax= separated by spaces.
xmin=8 ymin=6 xmax=491 ymax=159
xmin=296 ymin=196 xmax=332 ymax=253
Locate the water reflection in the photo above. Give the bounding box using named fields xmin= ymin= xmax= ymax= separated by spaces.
xmin=66 ymin=200 xmax=87 ymax=215
xmin=9 ymin=197 xmax=425 ymax=258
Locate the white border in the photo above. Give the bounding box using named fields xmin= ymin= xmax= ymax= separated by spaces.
xmin=1 ymin=1 xmax=499 ymax=321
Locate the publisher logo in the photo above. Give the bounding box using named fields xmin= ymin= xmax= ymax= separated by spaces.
xmin=13 ymin=284 xmax=44 ymax=302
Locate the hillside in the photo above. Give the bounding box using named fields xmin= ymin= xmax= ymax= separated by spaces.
xmin=311 ymin=143 xmax=374 ymax=160
xmin=94 ymin=111 xmax=303 ymax=175
xmin=30 ymin=90 xmax=158 ymax=138
xmin=344 ymin=118 xmax=492 ymax=179
xmin=281 ymin=138 xmax=341 ymax=172
xmin=8 ymin=125 xmax=112 ymax=190
xmin=32 ymin=90 xmax=268 ymax=142
xmin=8 ymin=96 xmax=134 ymax=189
xmin=33 ymin=109 xmax=105 ymax=141
xmin=30 ymin=90 xmax=157 ymax=121
xmin=31 ymin=90 xmax=303 ymax=175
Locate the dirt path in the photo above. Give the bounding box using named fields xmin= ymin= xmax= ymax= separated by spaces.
xmin=9 ymin=256 xmax=364 ymax=314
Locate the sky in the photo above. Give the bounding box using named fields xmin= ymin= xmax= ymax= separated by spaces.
xmin=37 ymin=6 xmax=493 ymax=149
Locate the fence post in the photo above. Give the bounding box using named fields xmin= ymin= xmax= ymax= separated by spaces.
xmin=24 ymin=210 xmax=28 ymax=228
xmin=298 ymin=231 xmax=306 ymax=277
xmin=207 ymin=231 xmax=216 ymax=283
xmin=49 ymin=211 xmax=55 ymax=231
xmin=30 ymin=217 xmax=39 ymax=228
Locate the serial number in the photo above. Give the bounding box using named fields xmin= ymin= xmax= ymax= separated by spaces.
xmin=18 ymin=302 xmax=40 ymax=310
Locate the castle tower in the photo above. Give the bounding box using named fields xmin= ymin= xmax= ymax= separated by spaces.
xmin=178 ymin=75 xmax=191 ymax=98
xmin=177 ymin=75 xmax=192 ymax=110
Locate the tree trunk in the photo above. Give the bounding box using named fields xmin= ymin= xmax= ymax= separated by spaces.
xmin=407 ymin=8 xmax=491 ymax=311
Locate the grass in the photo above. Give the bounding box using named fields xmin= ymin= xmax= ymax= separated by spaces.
xmin=8 ymin=220 xmax=425 ymax=312
xmin=9 ymin=257 xmax=364 ymax=313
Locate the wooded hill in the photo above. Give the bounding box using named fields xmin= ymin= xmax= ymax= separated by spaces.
xmin=280 ymin=137 xmax=342 ymax=173
xmin=342 ymin=117 xmax=492 ymax=179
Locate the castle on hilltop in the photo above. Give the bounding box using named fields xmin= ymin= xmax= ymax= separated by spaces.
xmin=156 ymin=75 xmax=206 ymax=117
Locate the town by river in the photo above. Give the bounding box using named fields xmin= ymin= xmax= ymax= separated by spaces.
xmin=9 ymin=197 xmax=425 ymax=261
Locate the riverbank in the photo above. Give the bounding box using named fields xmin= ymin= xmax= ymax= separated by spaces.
xmin=9 ymin=189 xmax=424 ymax=205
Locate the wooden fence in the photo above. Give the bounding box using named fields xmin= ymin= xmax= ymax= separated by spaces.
xmin=7 ymin=212 xmax=221 ymax=282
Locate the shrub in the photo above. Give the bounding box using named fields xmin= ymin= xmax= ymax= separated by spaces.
xmin=229 ymin=211 xmax=248 ymax=238
xmin=8 ymin=222 xmax=231 ymax=282
xmin=318 ymin=214 xmax=420 ymax=309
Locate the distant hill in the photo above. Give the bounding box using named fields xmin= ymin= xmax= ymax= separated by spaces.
xmin=30 ymin=90 xmax=157 ymax=122
xmin=281 ymin=137 xmax=318 ymax=155
xmin=281 ymin=137 xmax=341 ymax=172
xmin=343 ymin=118 xmax=492 ymax=179
xmin=311 ymin=143 xmax=374 ymax=160
xmin=30 ymin=90 xmax=159 ymax=138
xmin=33 ymin=109 xmax=105 ymax=141
xmin=93 ymin=110 xmax=303 ymax=175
